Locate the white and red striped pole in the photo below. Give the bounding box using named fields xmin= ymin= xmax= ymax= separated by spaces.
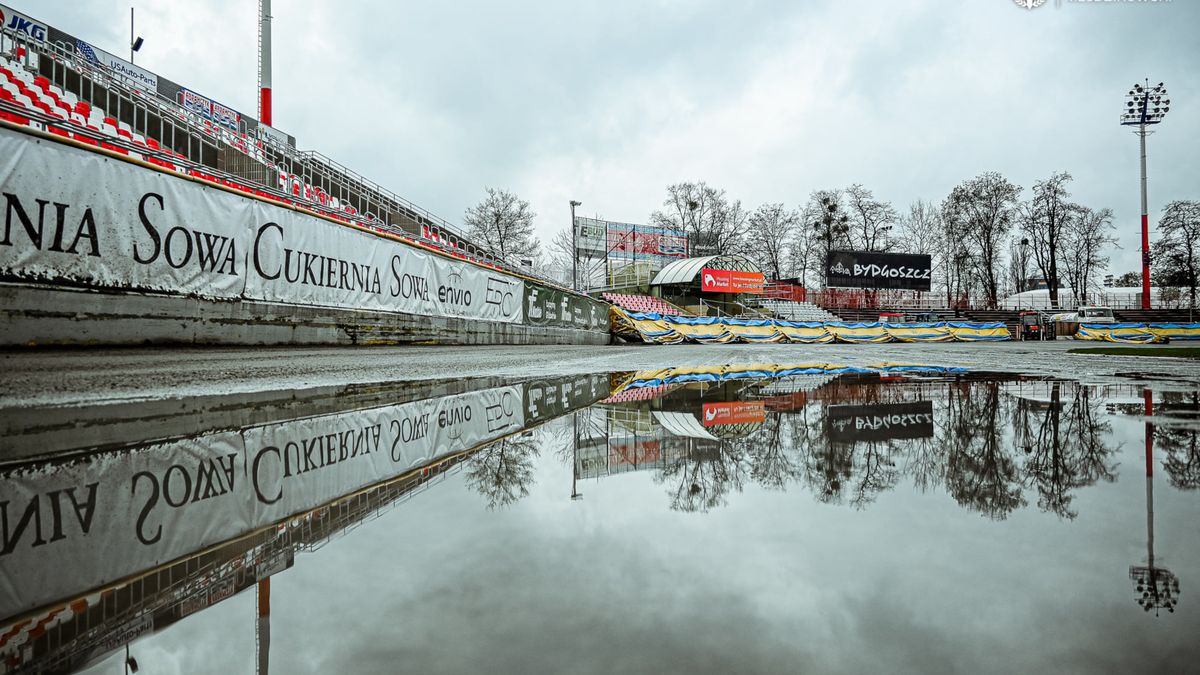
xmin=258 ymin=0 xmax=272 ymax=126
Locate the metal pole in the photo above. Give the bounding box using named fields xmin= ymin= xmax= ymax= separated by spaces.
xmin=129 ymin=8 xmax=134 ymax=63
xmin=570 ymin=200 xmax=580 ymax=291
xmin=1139 ymin=120 xmax=1151 ymax=310
xmin=259 ymin=0 xmax=273 ymax=126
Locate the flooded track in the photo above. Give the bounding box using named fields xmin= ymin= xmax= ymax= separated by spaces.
xmin=1 ymin=347 xmax=1198 ymax=674
xmin=3 ymin=341 xmax=1200 ymax=409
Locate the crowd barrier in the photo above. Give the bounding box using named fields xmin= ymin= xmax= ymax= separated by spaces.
xmin=1073 ymin=322 xmax=1200 ymax=344
xmin=610 ymin=308 xmax=1010 ymax=344
xmin=614 ymin=363 xmax=969 ymax=391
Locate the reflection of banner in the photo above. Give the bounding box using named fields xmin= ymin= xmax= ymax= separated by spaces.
xmin=74 ymin=39 xmax=158 ymax=91
xmin=0 ymin=386 xmax=523 ymax=619
xmin=700 ymin=268 xmax=765 ymax=293
xmin=0 ymin=128 xmax=524 ymax=324
xmin=701 ymin=401 xmax=765 ymax=426
xmin=826 ymin=250 xmax=932 ymax=291
xmin=826 ymin=401 xmax=934 ymax=442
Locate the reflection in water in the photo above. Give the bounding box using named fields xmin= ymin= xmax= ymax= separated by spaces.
xmin=465 ymin=435 xmax=541 ymax=510
xmin=1 ymin=365 xmax=1197 ymax=673
xmin=1132 ymin=389 xmax=1182 ymax=616
xmin=0 ymin=374 xmax=607 ymax=674
xmin=580 ymin=371 xmax=1122 ymax=519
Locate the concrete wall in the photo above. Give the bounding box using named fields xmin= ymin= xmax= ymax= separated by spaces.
xmin=0 ymin=282 xmax=611 ymax=347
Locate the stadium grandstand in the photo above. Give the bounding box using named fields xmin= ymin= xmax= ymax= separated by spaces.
xmin=0 ymin=3 xmax=538 ymax=280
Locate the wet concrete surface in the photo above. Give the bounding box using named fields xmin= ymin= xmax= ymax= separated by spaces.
xmin=3 ymin=341 xmax=1199 ymax=409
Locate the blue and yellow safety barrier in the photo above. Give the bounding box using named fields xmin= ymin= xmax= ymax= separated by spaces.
xmin=1073 ymin=322 xmax=1200 ymax=343
xmin=610 ymin=307 xmax=1011 ymax=344
xmin=614 ymin=362 xmax=969 ymax=392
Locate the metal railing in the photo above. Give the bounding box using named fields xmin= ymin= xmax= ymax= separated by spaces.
xmin=1 ymin=26 xmax=553 ymax=284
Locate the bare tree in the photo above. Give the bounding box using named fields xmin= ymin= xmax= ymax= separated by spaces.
xmin=801 ymin=189 xmax=852 ymax=289
xmin=1020 ymin=172 xmax=1073 ymax=307
xmin=943 ymin=172 xmax=1022 ymax=308
xmin=1060 ymin=205 xmax=1116 ymax=307
xmin=1114 ymin=270 xmax=1141 ymax=288
xmin=744 ymin=202 xmax=799 ymax=279
xmin=1154 ymin=200 xmax=1200 ymax=311
xmin=463 ymin=187 xmax=541 ymax=262
xmin=897 ymin=199 xmax=950 ymax=299
xmin=548 ymin=227 xmax=606 ymax=289
xmin=845 ymin=184 xmax=898 ymax=252
xmin=1008 ymin=235 xmax=1034 ymax=299
xmin=649 ymin=182 xmax=748 ymax=256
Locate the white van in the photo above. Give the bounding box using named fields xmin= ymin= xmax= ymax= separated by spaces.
xmin=1075 ymin=306 xmax=1116 ymax=324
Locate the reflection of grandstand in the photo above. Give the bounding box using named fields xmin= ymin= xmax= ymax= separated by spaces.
xmin=0 ymin=11 xmax=534 ymax=276
xmin=0 ymin=450 xmax=473 ymax=674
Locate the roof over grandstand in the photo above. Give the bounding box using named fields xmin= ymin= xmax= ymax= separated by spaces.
xmin=650 ymin=255 xmax=759 ymax=286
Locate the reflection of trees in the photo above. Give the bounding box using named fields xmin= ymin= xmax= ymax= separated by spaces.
xmin=944 ymin=381 xmax=1025 ymax=520
xmin=848 ymin=441 xmax=902 ymax=509
xmin=654 ymin=444 xmax=748 ymax=512
xmin=741 ymin=415 xmax=803 ymax=491
xmin=599 ymin=377 xmax=1126 ymax=518
xmin=1018 ymin=383 xmax=1118 ymax=519
xmin=1157 ymin=392 xmax=1200 ymax=490
xmin=466 ymin=436 xmax=541 ymax=509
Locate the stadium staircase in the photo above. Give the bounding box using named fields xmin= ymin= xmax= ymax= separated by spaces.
xmin=752 ymin=298 xmax=842 ymax=323
xmin=1115 ymin=309 xmax=1198 ymax=323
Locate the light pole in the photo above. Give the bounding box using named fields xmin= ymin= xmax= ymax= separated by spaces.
xmin=129 ymin=8 xmax=144 ymax=63
xmin=570 ymin=200 xmax=582 ymax=291
xmin=1121 ymin=80 xmax=1170 ymax=310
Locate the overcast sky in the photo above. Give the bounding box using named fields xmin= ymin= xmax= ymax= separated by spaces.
xmin=26 ymin=0 xmax=1200 ymax=275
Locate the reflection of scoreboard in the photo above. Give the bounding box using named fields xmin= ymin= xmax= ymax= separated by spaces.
xmin=826 ymin=401 xmax=934 ymax=442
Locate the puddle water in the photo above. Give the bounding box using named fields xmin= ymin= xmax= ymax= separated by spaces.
xmin=1 ymin=366 xmax=1197 ymax=674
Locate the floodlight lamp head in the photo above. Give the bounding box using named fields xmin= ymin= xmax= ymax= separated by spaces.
xmin=131 ymin=37 xmax=144 ymax=52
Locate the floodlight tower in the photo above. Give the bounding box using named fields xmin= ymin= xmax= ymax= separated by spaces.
xmin=1129 ymin=389 xmax=1182 ymax=616
xmin=1121 ymin=80 xmax=1170 ymax=310
xmin=258 ymin=0 xmax=273 ymax=126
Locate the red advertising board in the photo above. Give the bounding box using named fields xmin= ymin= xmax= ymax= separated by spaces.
xmin=701 ymin=401 xmax=766 ymax=426
xmin=700 ymin=268 xmax=765 ymax=294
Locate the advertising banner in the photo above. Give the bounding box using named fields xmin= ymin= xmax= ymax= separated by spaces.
xmin=574 ymin=216 xmax=607 ymax=257
xmin=826 ymin=400 xmax=934 ymax=443
xmin=0 ymin=3 xmax=48 ymax=42
xmin=0 ymin=385 xmax=523 ymax=619
xmin=825 ymin=250 xmax=932 ymax=291
xmin=73 ymin=38 xmax=158 ymax=91
xmin=0 ymin=129 xmax=525 ymax=323
xmin=700 ymin=267 xmax=765 ymax=294
xmin=701 ymin=401 xmax=766 ymax=426
xmin=178 ymin=88 xmax=241 ymax=131
xmin=607 ymin=222 xmax=688 ymax=262
xmin=524 ymin=283 xmax=607 ymax=331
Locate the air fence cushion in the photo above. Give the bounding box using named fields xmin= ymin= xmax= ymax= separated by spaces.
xmin=945 ymin=322 xmax=1011 ymax=341
xmin=885 ymin=322 xmax=954 ymax=342
xmin=1075 ymin=323 xmax=1161 ymax=344
xmin=608 ymin=308 xmax=1012 ymax=344
xmin=616 ymin=363 xmax=969 ymax=391
xmin=1148 ymin=323 xmax=1200 ymax=341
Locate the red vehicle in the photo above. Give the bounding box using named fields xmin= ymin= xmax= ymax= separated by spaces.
xmin=1019 ymin=311 xmax=1054 ymax=340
